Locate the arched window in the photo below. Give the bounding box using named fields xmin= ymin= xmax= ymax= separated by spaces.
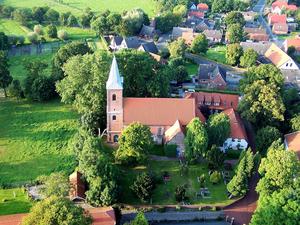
xmin=112 ymin=94 xmax=116 ymax=101
xmin=113 ymin=135 xmax=119 ymax=142
xmin=112 ymin=115 xmax=116 ymax=120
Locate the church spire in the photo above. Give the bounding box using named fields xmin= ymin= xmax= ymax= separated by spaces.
xmin=106 ymin=56 xmax=123 ymax=90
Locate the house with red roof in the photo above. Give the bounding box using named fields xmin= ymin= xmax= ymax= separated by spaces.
xmin=268 ymin=13 xmax=286 ymax=25
xmin=284 ymin=131 xmax=300 ymax=159
xmin=197 ymin=3 xmax=209 ymax=12
xmin=272 ymin=22 xmax=288 ymax=34
xmin=271 ymin=1 xmax=298 ymax=14
xmin=222 ymin=108 xmax=248 ymax=151
xmin=283 ymin=37 xmax=300 ymax=55
xmin=188 ymin=11 xmax=204 ymax=19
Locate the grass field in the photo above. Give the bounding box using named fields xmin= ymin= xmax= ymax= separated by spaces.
xmin=9 ymin=53 xmax=54 ymax=83
xmin=120 ymin=160 xmax=234 ymax=206
xmin=57 ymin=26 xmax=96 ymax=40
xmin=0 ymin=19 xmax=29 ymax=36
xmin=205 ymin=45 xmax=226 ymax=64
xmin=185 ymin=62 xmax=198 ymax=77
xmin=0 ymin=188 xmax=32 ymax=215
xmin=0 ymin=99 xmax=78 ymax=186
xmin=0 ymin=0 xmax=158 ymax=16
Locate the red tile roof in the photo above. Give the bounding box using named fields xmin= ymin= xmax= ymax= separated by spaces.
xmin=123 ymin=97 xmax=205 ymax=126
xmin=223 ymin=108 xmax=248 ymax=141
xmin=249 ymin=33 xmax=269 ymax=41
xmin=284 ymin=131 xmax=300 ymax=159
xmin=197 ymin=3 xmax=209 ymax=11
xmin=272 ymin=1 xmax=297 ymax=11
xmin=0 ymin=214 xmax=26 ymax=225
xmin=185 ymin=92 xmax=239 ymax=111
xmin=286 ymin=38 xmax=300 ymax=51
xmin=87 ymin=207 xmax=116 ymax=225
xmin=272 ymin=22 xmax=288 ymax=34
xmin=188 ymin=11 xmax=204 ymax=18
xmin=268 ymin=14 xmax=286 ymax=24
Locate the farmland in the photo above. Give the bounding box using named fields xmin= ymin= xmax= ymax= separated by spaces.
xmin=0 ymin=0 xmax=158 ymax=17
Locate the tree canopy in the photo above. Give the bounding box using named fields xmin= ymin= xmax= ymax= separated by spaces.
xmin=226 ymin=23 xmax=244 ymax=44
xmin=226 ymin=43 xmax=243 ymax=66
xmin=255 ymin=126 xmax=281 ymax=155
xmin=0 ymin=51 xmax=12 ymax=97
xmin=225 ymin=11 xmax=246 ymax=27
xmin=207 ymin=112 xmax=230 ymax=147
xmin=240 ymin=48 xmax=258 ymax=68
xmin=191 ymin=33 xmax=208 ymax=54
xmin=168 ymin=38 xmax=187 ymax=58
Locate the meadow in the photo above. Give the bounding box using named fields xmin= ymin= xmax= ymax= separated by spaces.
xmin=0 ymin=99 xmax=78 ymax=186
xmin=0 ymin=188 xmax=32 ymax=215
xmin=205 ymin=45 xmax=227 ymax=64
xmin=0 ymin=0 xmax=158 ymax=16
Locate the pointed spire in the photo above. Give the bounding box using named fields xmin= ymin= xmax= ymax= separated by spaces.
xmin=106 ymin=56 xmax=123 ymax=90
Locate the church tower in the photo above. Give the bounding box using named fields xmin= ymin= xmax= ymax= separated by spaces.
xmin=106 ymin=56 xmax=123 ymax=143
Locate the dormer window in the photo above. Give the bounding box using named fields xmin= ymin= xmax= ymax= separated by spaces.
xmin=112 ymin=94 xmax=116 ymax=101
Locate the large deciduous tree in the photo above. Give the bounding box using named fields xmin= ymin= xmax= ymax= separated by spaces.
xmin=39 ymin=172 xmax=70 ymax=198
xmin=22 ymin=196 xmax=92 ymax=225
xmin=115 ymin=122 xmax=153 ymax=165
xmin=184 ymin=118 xmax=208 ymax=163
xmin=226 ymin=43 xmax=243 ymax=66
xmin=0 ymin=51 xmax=12 ymax=97
xmin=120 ymin=8 xmax=148 ymax=36
xmin=131 ymin=173 xmax=155 ymax=202
xmin=226 ymin=23 xmax=244 ymax=44
xmin=207 ymin=112 xmax=230 ymax=147
xmin=225 ymin=11 xmax=245 ymax=27
xmin=191 ymin=33 xmax=208 ymax=54
xmin=168 ymin=38 xmax=187 ymax=58
xmin=240 ymin=48 xmax=258 ymax=68
xmin=255 ymin=126 xmax=281 ymax=155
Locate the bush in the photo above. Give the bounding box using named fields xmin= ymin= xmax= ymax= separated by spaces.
xmin=46 ymin=24 xmax=57 ymax=38
xmin=17 ymin=35 xmax=25 ymax=45
xmin=8 ymin=35 xmax=18 ymax=45
xmin=27 ymin=32 xmax=38 ymax=44
xmin=2 ymin=198 xmax=8 ymax=202
xmin=175 ymin=185 xmax=186 ymax=202
xmin=34 ymin=24 xmax=43 ymax=35
xmin=57 ymin=30 xmax=69 ymax=40
xmin=164 ymin=144 xmax=177 ymax=157
xmin=209 ymin=171 xmax=222 ymax=184
xmin=199 ymin=174 xmax=206 ymax=187
xmin=226 ymin=149 xmax=241 ymax=159
xmin=131 ymin=173 xmax=155 ymax=202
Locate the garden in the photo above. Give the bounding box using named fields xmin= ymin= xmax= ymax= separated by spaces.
xmin=205 ymin=45 xmax=226 ymax=64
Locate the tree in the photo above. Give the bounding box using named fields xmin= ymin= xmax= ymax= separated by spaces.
xmin=57 ymin=30 xmax=69 ymax=40
xmin=240 ymin=48 xmax=258 ymax=68
xmin=13 ymin=8 xmax=32 ymax=26
xmin=0 ymin=32 xmax=9 ymax=50
xmin=210 ymin=171 xmax=222 ymax=184
xmin=168 ymin=58 xmax=189 ymax=83
xmin=52 ymin=41 xmax=92 ymax=80
xmin=22 ymin=196 xmax=92 ymax=225
xmin=226 ymin=23 xmax=244 ymax=44
xmin=212 ymin=0 xmax=227 ymax=13
xmin=125 ymin=212 xmax=149 ymax=225
xmin=34 ymin=24 xmax=43 ymax=35
xmin=191 ymin=33 xmax=208 ymax=54
xmin=27 ymin=32 xmax=38 ymax=44
xmin=91 ymin=11 xmax=111 ymax=35
xmin=8 ymin=79 xmax=23 ymax=99
xmin=238 ymin=80 xmax=285 ymax=125
xmin=120 ymin=8 xmax=147 ymax=36
xmin=168 ymin=38 xmax=187 ymax=58
xmin=287 ymin=46 xmax=296 ymax=57
xmin=115 ymin=122 xmax=153 ymax=164
xmin=60 ymin=12 xmax=72 ymax=26
xmin=225 ymin=11 xmax=245 ymax=27
xmin=206 ymin=145 xmax=225 ymax=170
xmin=184 ymin=118 xmax=208 ymax=162
xmin=44 ymin=9 xmax=60 ymax=24
xmin=32 ymin=6 xmax=49 ymax=23
xmin=250 ymin=182 xmax=300 ymax=225
xmin=226 ymin=43 xmax=243 ymax=65
xmin=0 ymin=51 xmax=12 ymax=97
xmin=173 ymin=4 xmax=187 ymax=18
xmin=67 ymin=14 xmax=78 ymax=27
xmin=131 ymin=173 xmax=155 ymax=202
xmin=156 ymin=12 xmax=181 ymax=33
xmin=46 ymin=24 xmax=57 ymax=38
xmin=255 ymin=126 xmax=281 ymax=155
xmin=207 ymin=112 xmax=230 ymax=147
xmin=291 ymin=114 xmax=300 ymax=131
xmin=256 ymin=144 xmax=300 ymax=196
xmin=38 ymin=172 xmax=70 ymax=198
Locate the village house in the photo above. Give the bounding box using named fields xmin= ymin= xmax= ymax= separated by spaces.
xmin=244 ymin=27 xmax=269 ymax=42
xmin=283 ymin=37 xmax=300 ymax=55
xmin=203 ymin=29 xmax=223 ymax=44
xmin=181 ymin=31 xmax=200 ymax=45
xmin=196 ymin=64 xmax=227 ymax=89
xmin=222 ymin=108 xmax=248 ymax=151
xmin=271 ymin=0 xmax=298 ymax=15
xmin=197 ymin=3 xmax=209 ymax=13
xmin=268 ymin=13 xmax=286 ymax=25
xmin=139 ymin=24 xmax=156 ymax=39
xmin=109 ymin=36 xmax=124 ymax=51
xmin=171 ymin=27 xmax=194 ymax=40
xmin=138 ymin=41 xmax=159 ymax=54
xmin=188 ymin=11 xmax=205 ymax=19
xmin=119 ymin=37 xmax=141 ymax=50
xmin=284 ymin=131 xmax=300 ymax=159
xmin=272 ymin=22 xmax=289 ymax=34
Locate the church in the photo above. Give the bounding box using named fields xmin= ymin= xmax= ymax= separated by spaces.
xmin=106 ymin=57 xmax=248 ymax=152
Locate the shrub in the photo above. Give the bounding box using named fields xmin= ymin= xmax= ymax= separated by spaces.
xmin=164 ymin=144 xmax=177 ymax=157
xmin=17 ymin=35 xmax=25 ymax=45
xmin=8 ymin=35 xmax=18 ymax=45
xmin=226 ymin=149 xmax=241 ymax=159
xmin=199 ymin=174 xmax=206 ymax=187
xmin=34 ymin=24 xmax=43 ymax=35
xmin=2 ymin=198 xmax=8 ymax=202
xmin=209 ymin=171 xmax=222 ymax=184
xmin=46 ymin=24 xmax=57 ymax=38
xmin=175 ymin=185 xmax=186 ymax=202
xmin=57 ymin=30 xmax=69 ymax=40
xmin=27 ymin=32 xmax=38 ymax=44
xmin=131 ymin=173 xmax=155 ymax=202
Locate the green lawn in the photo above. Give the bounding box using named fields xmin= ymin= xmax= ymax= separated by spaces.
xmin=0 ymin=18 xmax=29 ymax=36
xmin=9 ymin=53 xmax=54 ymax=84
xmin=185 ymin=62 xmax=198 ymax=77
xmin=0 ymin=0 xmax=158 ymax=16
xmin=119 ymin=160 xmax=234 ymax=206
xmin=0 ymin=188 xmax=32 ymax=215
xmin=205 ymin=45 xmax=226 ymax=64
xmin=0 ymin=99 xmax=78 ymax=186
xmin=277 ymin=31 xmax=300 ymax=40
xmin=57 ymin=26 xmax=96 ymax=40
